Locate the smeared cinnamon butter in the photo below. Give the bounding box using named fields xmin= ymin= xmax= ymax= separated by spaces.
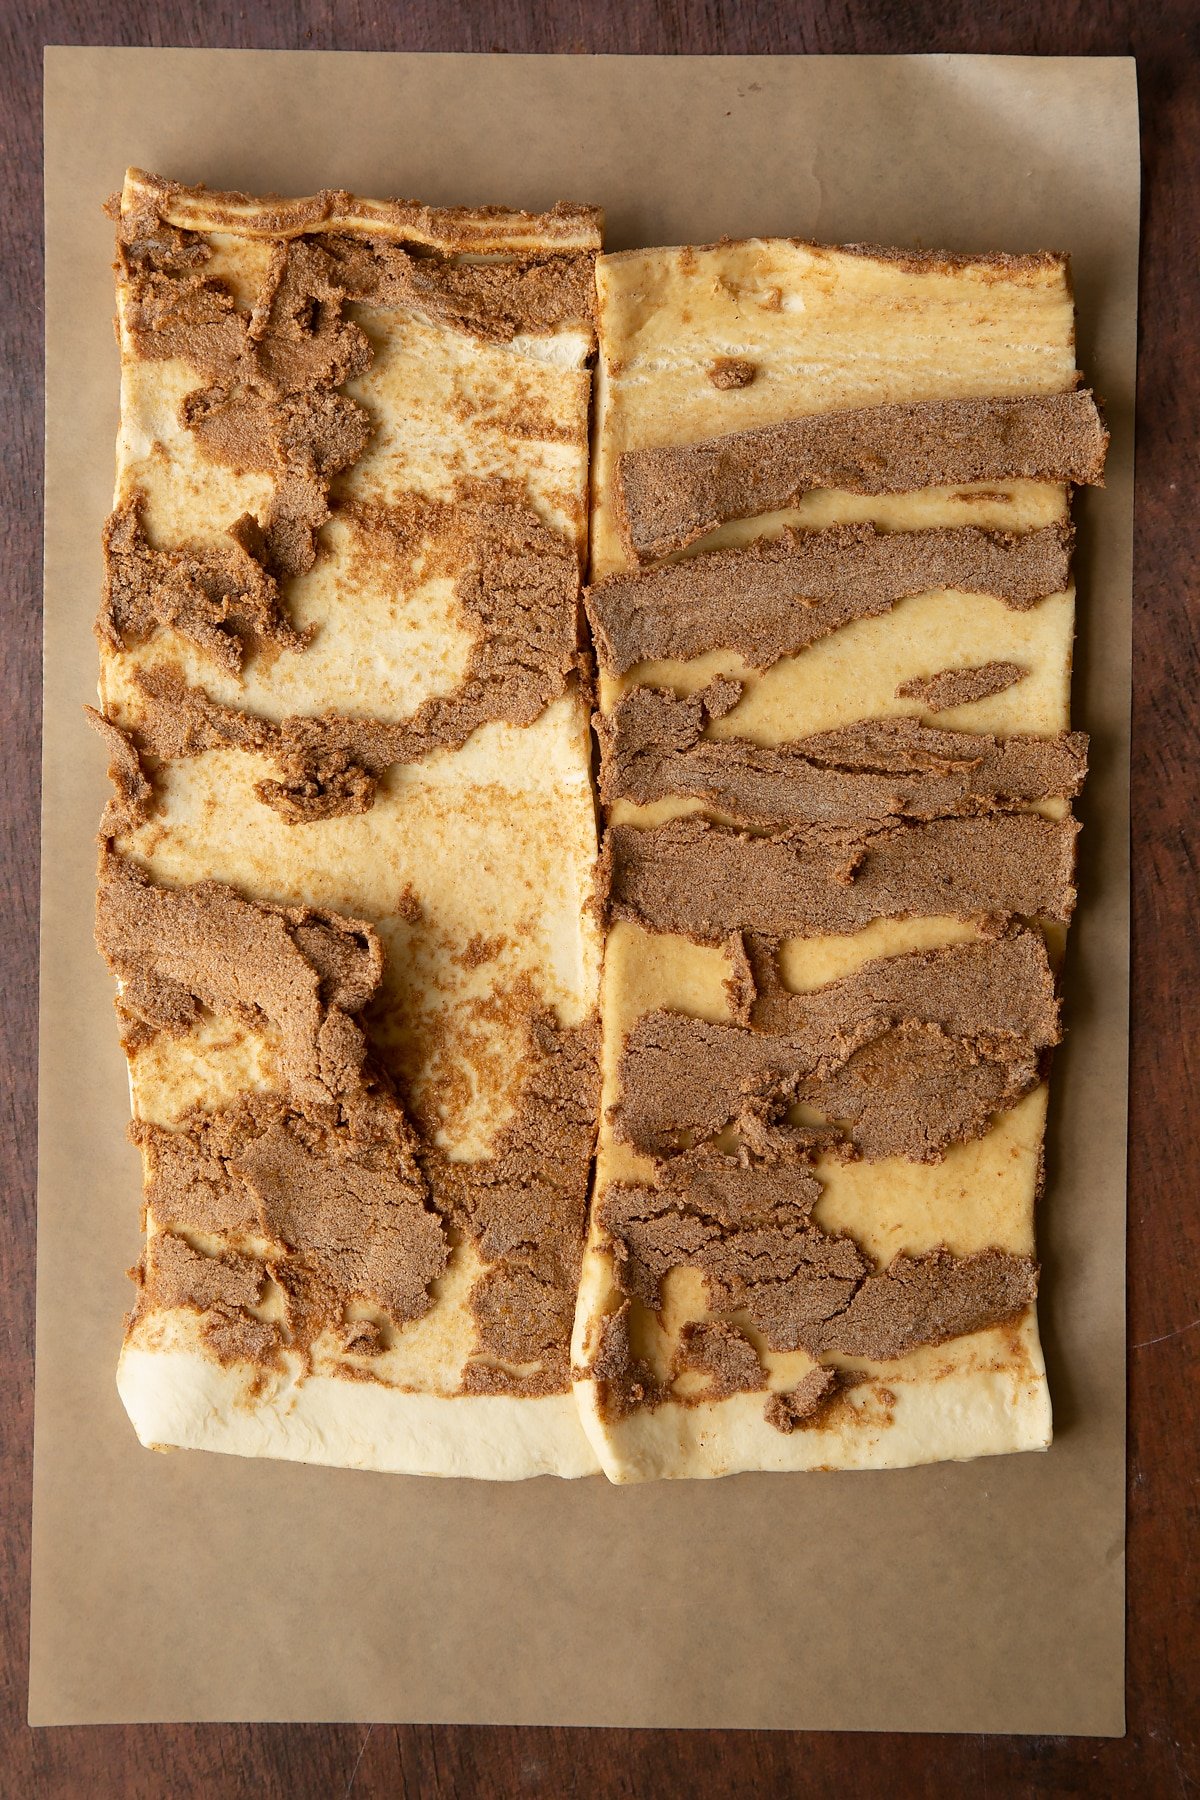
xmin=606 ymin=812 xmax=1079 ymax=942
xmin=593 ymin=1144 xmax=1037 ymax=1410
xmin=611 ymin=930 xmax=1057 ymax=1162
xmin=708 ymin=357 xmax=756 ymax=390
xmin=434 ymin=1012 xmax=600 ymax=1398
xmin=135 ymin=1231 xmax=282 ymax=1368
xmin=763 ymin=1369 xmax=839 ymax=1433
xmin=616 ymin=391 xmax=1109 ymax=561
xmin=100 ymin=495 xmax=307 ymax=672
xmin=96 ymin=846 xmax=385 ymax=1090
xmin=119 ymin=219 xmax=375 ymax=579
xmin=100 ymin=849 xmax=598 ymax=1388
xmin=131 ymin=1092 xmax=446 ymax=1364
xmin=312 ymin=234 xmax=596 ymax=341
xmin=598 ymin=684 xmax=1087 ymax=825
xmin=86 ymin=707 xmax=155 ymax=837
xmin=741 ymin=925 xmax=1058 ymax=1039
xmin=586 ymin=522 xmax=1074 ymax=676
xmin=897 ymin=661 xmax=1027 ymax=711
xmin=115 ymin=194 xmax=596 ymax=590
xmin=586 ymin=928 xmax=1055 ymax=1421
xmin=96 ymin=851 xmax=448 ymax=1358
xmin=119 ymin=487 xmax=581 ymax=820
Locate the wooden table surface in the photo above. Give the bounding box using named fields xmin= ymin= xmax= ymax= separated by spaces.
xmin=5 ymin=4 xmax=1197 ymax=1794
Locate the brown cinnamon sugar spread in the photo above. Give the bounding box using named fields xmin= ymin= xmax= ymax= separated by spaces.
xmin=100 ymin=495 xmax=308 ymax=673
xmin=135 ymin=1014 xmax=596 ymax=1394
xmin=588 ymin=1300 xmax=660 ymax=1420
xmin=897 ymin=661 xmax=1027 ymax=711
xmin=85 ymin=707 xmax=155 ymax=837
xmin=708 ymin=357 xmax=757 ymax=390
xmin=803 ymin=1247 xmax=1038 ymax=1359
xmin=606 ymin=812 xmax=1079 ymax=942
xmin=96 ymin=849 xmax=453 ymax=1348
xmin=598 ymin=1147 xmax=846 ymax=1326
xmin=743 ymin=924 xmax=1058 ymax=1039
xmin=116 ymin=487 xmax=582 ymax=821
xmin=339 ymin=492 xmax=582 ymax=718
xmin=435 ymin=1012 xmax=599 ymax=1397
xmin=131 ymin=1230 xmax=284 ymax=1369
xmin=313 ymin=233 xmax=596 ymax=341
xmin=594 ymin=1150 xmax=1036 ymax=1379
xmin=800 ymin=1021 xmax=1041 ymax=1162
xmin=723 ymin=930 xmax=757 ymax=1026
xmin=612 ymin=930 xmax=1055 ymax=1162
xmin=598 ymin=685 xmax=1087 ymax=826
xmin=466 ymin=1265 xmax=577 ymax=1378
xmin=674 ymin=1320 xmax=764 ymax=1394
xmin=616 ymin=391 xmax=1109 ymax=562
xmin=120 ymin=221 xmax=376 ymax=579
xmin=585 ymin=523 xmax=1074 ymax=675
xmin=763 ymin=1368 xmax=839 ymax=1432
xmin=133 ymin=1090 xmax=446 ymax=1353
xmin=117 ymin=192 xmax=597 ymax=590
xmin=96 ymin=848 xmax=600 ymax=1388
xmin=95 ymin=847 xmax=382 ymax=1090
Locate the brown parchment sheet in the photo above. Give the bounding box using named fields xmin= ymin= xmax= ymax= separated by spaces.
xmin=33 ymin=49 xmax=1136 ymax=1732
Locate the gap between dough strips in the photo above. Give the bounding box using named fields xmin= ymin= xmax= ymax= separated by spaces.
xmin=91 ymin=179 xmax=1106 ymax=1482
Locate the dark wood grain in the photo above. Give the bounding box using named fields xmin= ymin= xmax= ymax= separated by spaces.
xmin=5 ymin=4 xmax=1197 ymax=1794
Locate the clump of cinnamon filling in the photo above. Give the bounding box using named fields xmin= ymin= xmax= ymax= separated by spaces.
xmin=592 ymin=1147 xmax=1036 ymax=1407
xmin=597 ymin=683 xmax=1086 ymax=827
xmin=119 ymin=214 xmax=373 ymax=580
xmin=708 ymin=357 xmax=756 ymax=389
xmin=99 ymin=494 xmax=308 ymax=672
xmin=437 ymin=1011 xmax=600 ymax=1398
xmin=98 ymin=850 xmax=449 ymax=1358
